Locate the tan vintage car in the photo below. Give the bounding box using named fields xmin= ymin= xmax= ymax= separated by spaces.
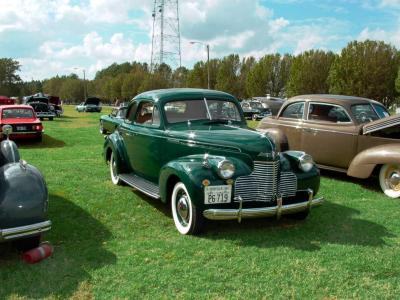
xmin=258 ymin=94 xmax=400 ymax=198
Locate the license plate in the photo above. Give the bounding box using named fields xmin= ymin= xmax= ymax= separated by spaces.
xmin=204 ymin=185 xmax=232 ymax=204
xmin=16 ymin=126 xmax=26 ymax=131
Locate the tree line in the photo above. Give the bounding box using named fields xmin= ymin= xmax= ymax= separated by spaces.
xmin=1 ymin=40 xmax=400 ymax=107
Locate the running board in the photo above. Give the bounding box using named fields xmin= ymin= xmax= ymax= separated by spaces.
xmin=119 ymin=174 xmax=160 ymax=199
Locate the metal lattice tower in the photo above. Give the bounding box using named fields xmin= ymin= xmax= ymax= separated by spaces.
xmin=150 ymin=0 xmax=181 ymax=71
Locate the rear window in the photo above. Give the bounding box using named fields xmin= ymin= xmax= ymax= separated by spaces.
xmin=2 ymin=108 xmax=34 ymax=119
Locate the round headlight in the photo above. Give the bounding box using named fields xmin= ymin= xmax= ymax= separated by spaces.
xmin=299 ymin=154 xmax=314 ymax=172
xmin=217 ymin=160 xmax=235 ymax=179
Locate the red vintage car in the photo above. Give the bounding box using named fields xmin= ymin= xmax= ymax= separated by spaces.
xmin=0 ymin=105 xmax=43 ymax=142
xmin=0 ymin=96 xmax=15 ymax=105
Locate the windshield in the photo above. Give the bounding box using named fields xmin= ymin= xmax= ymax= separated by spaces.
xmin=164 ymin=99 xmax=242 ymax=124
xmin=2 ymin=108 xmax=34 ymax=119
xmin=351 ymin=103 xmax=388 ymax=124
xmin=250 ymin=102 xmax=262 ymax=109
xmin=373 ymin=104 xmax=390 ymax=118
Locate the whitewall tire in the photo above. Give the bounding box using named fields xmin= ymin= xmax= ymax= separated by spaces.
xmin=110 ymin=152 xmax=122 ymax=185
xmin=171 ymin=182 xmax=203 ymax=235
xmin=379 ymin=164 xmax=400 ymax=198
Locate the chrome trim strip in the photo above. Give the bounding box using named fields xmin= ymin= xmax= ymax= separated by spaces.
xmin=203 ymin=197 xmax=324 ymax=221
xmin=0 ymin=220 xmax=51 ymax=241
xmin=267 ymin=123 xmax=358 ymax=136
xmin=10 ymin=131 xmax=41 ymax=135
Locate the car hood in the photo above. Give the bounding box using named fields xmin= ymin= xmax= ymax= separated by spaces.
xmin=362 ymin=114 xmax=400 ymax=135
xmin=167 ymin=123 xmax=276 ymax=161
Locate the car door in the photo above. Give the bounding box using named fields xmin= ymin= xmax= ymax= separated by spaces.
xmin=301 ymin=102 xmax=358 ymax=169
xmin=106 ymin=109 xmax=118 ymax=131
xmin=120 ymin=100 xmax=164 ymax=182
xmin=274 ymin=101 xmax=305 ymax=149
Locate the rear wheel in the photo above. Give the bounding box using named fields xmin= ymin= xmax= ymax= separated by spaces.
xmin=14 ymin=235 xmax=41 ymax=251
xmin=171 ymin=182 xmax=203 ymax=235
xmin=49 ymin=117 xmax=53 ymax=121
xmin=109 ymin=152 xmax=122 ymax=185
xmin=379 ymin=164 xmax=400 ymax=198
xmin=35 ymin=134 xmax=42 ymax=142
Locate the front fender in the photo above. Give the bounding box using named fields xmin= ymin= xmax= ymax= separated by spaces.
xmin=159 ymin=154 xmax=252 ymax=207
xmin=0 ymin=163 xmax=48 ymax=228
xmin=103 ymin=131 xmax=130 ymax=174
xmin=347 ymin=144 xmax=400 ymax=178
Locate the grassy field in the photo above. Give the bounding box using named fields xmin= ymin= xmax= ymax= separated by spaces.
xmin=0 ymin=106 xmax=399 ymax=299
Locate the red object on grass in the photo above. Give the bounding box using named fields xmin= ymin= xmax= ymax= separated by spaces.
xmin=22 ymin=242 xmax=53 ymax=264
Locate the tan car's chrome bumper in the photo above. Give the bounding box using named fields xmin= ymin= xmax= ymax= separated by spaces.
xmin=203 ymin=190 xmax=323 ymax=221
xmin=0 ymin=220 xmax=51 ymax=241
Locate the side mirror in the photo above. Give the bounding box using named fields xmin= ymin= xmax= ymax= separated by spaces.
xmin=2 ymin=124 xmax=12 ymax=139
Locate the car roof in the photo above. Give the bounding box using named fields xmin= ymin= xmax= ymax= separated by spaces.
xmin=288 ymin=94 xmax=383 ymax=106
xmin=133 ymin=88 xmax=236 ymax=104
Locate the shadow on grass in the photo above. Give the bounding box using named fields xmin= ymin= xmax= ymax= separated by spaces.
xmin=320 ymin=169 xmax=382 ymax=193
xmin=16 ymin=134 xmax=66 ymax=149
xmin=0 ymin=194 xmax=116 ymax=299
xmin=201 ymin=201 xmax=394 ymax=251
xmin=132 ymin=189 xmax=171 ymax=218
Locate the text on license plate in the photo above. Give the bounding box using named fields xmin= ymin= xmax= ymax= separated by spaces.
xmin=16 ymin=126 xmax=26 ymax=131
xmin=204 ymin=185 xmax=232 ymax=204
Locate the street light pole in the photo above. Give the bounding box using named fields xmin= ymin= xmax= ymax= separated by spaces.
xmin=74 ymin=67 xmax=87 ymax=100
xmin=190 ymin=41 xmax=210 ymax=89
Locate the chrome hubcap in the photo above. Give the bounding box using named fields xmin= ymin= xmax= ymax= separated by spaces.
xmin=176 ymin=193 xmax=189 ymax=226
xmin=388 ymin=172 xmax=400 ymax=191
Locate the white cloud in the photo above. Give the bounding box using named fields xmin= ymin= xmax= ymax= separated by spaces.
xmin=358 ymin=26 xmax=400 ymax=47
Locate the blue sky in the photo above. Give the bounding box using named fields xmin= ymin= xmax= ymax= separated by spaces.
xmin=0 ymin=0 xmax=399 ymax=80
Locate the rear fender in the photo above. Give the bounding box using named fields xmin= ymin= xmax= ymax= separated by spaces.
xmin=347 ymin=144 xmax=400 ymax=178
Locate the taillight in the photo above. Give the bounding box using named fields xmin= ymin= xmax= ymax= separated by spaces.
xmin=34 ymin=124 xmax=43 ymax=131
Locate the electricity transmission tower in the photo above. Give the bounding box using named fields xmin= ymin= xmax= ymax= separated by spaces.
xmin=150 ymin=0 xmax=182 ymax=71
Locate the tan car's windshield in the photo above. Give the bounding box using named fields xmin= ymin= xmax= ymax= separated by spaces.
xmin=351 ymin=104 xmax=389 ymax=124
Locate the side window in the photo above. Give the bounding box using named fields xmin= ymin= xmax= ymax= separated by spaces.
xmin=308 ymin=103 xmax=351 ymax=123
xmin=135 ymin=102 xmax=160 ymax=127
xmin=280 ymin=102 xmax=304 ymax=119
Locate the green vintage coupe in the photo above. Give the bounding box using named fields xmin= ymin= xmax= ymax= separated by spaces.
xmin=103 ymin=89 xmax=323 ymax=235
xmin=99 ymin=105 xmax=128 ymax=134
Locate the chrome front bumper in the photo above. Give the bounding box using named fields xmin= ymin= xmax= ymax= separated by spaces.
xmin=0 ymin=220 xmax=51 ymax=241
xmin=203 ymin=190 xmax=324 ymax=221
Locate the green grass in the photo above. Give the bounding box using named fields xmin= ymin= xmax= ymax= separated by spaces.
xmin=1 ymin=106 xmax=400 ymax=299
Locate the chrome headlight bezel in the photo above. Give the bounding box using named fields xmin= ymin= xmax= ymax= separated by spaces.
xmin=217 ymin=160 xmax=235 ymax=179
xmin=298 ymin=153 xmax=314 ymax=172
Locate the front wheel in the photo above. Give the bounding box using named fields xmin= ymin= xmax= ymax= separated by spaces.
xmin=109 ymin=152 xmax=122 ymax=185
xmin=171 ymin=182 xmax=204 ymax=235
xmin=379 ymin=164 xmax=400 ymax=198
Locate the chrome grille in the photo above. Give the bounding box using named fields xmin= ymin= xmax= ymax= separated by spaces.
xmin=234 ymin=161 xmax=297 ymax=202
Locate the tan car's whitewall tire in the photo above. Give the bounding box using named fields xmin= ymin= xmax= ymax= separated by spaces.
xmin=379 ymin=164 xmax=400 ymax=198
xmin=171 ymin=182 xmax=203 ymax=235
xmin=109 ymin=152 xmax=122 ymax=185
